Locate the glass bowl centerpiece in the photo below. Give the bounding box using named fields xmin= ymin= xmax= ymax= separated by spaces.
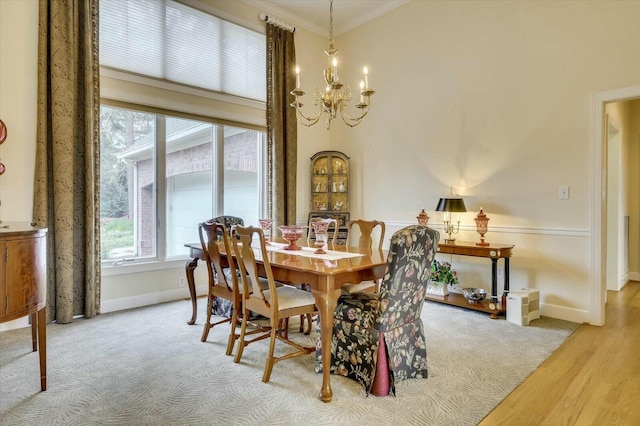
xmin=461 ymin=287 xmax=487 ymax=304
xmin=277 ymin=225 xmax=308 ymax=251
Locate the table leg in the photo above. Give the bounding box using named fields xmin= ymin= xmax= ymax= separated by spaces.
xmin=312 ymin=281 xmax=341 ymax=403
xmin=185 ymin=256 xmax=199 ymax=325
xmin=490 ymin=258 xmax=499 ymax=303
xmin=38 ymin=307 xmax=46 ymax=391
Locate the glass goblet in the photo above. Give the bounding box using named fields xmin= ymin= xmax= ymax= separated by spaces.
xmin=258 ymin=218 xmax=273 ymax=245
xmin=312 ymin=221 xmax=330 ymax=254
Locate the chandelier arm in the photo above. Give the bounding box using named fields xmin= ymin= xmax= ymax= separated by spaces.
xmin=292 ymin=99 xmax=323 ymax=127
xmin=338 ymin=103 xmax=371 ymax=128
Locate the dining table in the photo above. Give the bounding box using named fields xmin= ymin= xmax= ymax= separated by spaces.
xmin=184 ymin=239 xmax=388 ymax=402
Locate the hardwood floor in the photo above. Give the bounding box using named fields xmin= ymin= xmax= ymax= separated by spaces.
xmin=479 ymin=281 xmax=640 ymax=426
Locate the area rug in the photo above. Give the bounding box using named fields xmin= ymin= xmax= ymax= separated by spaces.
xmin=0 ymin=298 xmax=578 ymax=425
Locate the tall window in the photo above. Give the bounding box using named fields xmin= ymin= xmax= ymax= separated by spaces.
xmin=100 ymin=105 xmax=265 ymax=262
xmin=99 ymin=0 xmax=267 ymax=265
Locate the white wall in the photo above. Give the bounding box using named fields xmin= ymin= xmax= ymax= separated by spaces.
xmin=0 ymin=0 xmax=38 ymax=222
xmin=294 ymin=0 xmax=640 ymax=323
xmin=0 ymin=0 xmax=39 ymax=332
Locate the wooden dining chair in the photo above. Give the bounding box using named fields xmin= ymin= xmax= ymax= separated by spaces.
xmin=341 ymin=219 xmax=386 ymax=293
xmin=231 ymin=225 xmax=317 ymax=383
xmin=199 ymin=220 xmax=271 ymax=356
xmin=346 ymin=219 xmax=386 ymax=251
xmin=198 ymin=221 xmax=241 ymax=355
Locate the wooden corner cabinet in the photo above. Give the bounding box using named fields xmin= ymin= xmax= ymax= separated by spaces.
xmin=309 ymin=151 xmax=350 ymax=245
xmin=0 ymin=223 xmax=48 ymax=391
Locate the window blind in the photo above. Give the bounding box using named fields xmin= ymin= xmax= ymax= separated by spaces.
xmin=100 ymin=0 xmax=266 ymax=102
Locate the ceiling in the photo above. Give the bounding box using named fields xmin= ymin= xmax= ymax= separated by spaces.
xmin=242 ymin=0 xmax=410 ymax=37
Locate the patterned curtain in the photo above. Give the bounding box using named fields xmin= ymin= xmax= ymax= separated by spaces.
xmin=266 ymin=24 xmax=297 ymax=228
xmin=33 ymin=0 xmax=101 ymax=323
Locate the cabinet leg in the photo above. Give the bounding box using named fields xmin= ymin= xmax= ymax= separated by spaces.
xmin=38 ymin=308 xmax=47 ymax=391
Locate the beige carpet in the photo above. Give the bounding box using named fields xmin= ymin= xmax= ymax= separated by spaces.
xmin=0 ymin=298 xmax=578 ymax=425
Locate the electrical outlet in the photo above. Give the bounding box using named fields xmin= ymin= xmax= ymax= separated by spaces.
xmin=178 ymin=277 xmax=187 ymax=288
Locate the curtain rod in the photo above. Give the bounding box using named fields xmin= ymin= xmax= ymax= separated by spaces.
xmin=259 ymin=12 xmax=295 ymax=33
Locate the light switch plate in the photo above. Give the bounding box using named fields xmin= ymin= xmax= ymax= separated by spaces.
xmin=559 ymin=186 xmax=570 ymax=200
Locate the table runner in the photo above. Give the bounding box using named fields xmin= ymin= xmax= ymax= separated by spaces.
xmin=263 ymin=241 xmax=364 ymax=261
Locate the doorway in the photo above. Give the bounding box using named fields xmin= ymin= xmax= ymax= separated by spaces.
xmin=592 ymin=85 xmax=640 ymax=326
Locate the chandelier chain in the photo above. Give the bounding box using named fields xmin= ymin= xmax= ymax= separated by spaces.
xmin=289 ymin=0 xmax=374 ymax=129
xmin=329 ymin=0 xmax=334 ymax=46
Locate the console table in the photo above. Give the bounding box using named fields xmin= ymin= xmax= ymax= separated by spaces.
xmin=0 ymin=223 xmax=48 ymax=390
xmin=426 ymin=240 xmax=514 ymax=319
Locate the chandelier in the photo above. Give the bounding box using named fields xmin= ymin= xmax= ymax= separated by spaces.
xmin=290 ymin=0 xmax=375 ymax=129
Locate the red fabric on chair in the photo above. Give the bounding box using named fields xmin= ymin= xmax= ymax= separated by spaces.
xmin=370 ymin=333 xmax=389 ymax=396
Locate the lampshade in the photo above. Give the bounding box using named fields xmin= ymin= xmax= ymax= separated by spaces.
xmin=435 ymin=198 xmax=467 ymax=213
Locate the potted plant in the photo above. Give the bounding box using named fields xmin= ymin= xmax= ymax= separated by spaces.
xmin=427 ymin=261 xmax=459 ymax=296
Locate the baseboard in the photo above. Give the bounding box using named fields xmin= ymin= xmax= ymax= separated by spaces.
xmin=0 ymin=316 xmax=30 ymax=332
xmin=101 ymin=285 xmax=208 ymax=314
xmin=540 ymin=302 xmax=590 ymax=325
xmin=0 ymin=286 xmax=209 ymax=334
xmin=2 ymin=286 xmax=585 ymax=333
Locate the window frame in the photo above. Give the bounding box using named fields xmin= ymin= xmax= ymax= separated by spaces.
xmin=101 ymin=103 xmax=268 ymax=274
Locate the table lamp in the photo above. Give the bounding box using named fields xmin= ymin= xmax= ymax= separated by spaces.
xmin=435 ymin=197 xmax=466 ymax=243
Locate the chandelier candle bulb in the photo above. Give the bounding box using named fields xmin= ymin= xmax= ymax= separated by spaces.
xmin=295 ymin=65 xmax=300 ymax=89
xmin=360 ymin=81 xmax=365 ymax=103
xmin=363 ymin=66 xmax=369 ymax=89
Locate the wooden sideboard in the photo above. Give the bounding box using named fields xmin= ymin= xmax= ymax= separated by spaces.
xmin=426 ymin=240 xmax=514 ymax=319
xmin=0 ymin=222 xmax=48 ymax=391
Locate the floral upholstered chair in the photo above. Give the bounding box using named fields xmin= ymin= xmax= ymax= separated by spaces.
xmin=209 ymin=216 xmax=244 ymax=318
xmin=315 ymin=225 xmax=440 ymax=396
